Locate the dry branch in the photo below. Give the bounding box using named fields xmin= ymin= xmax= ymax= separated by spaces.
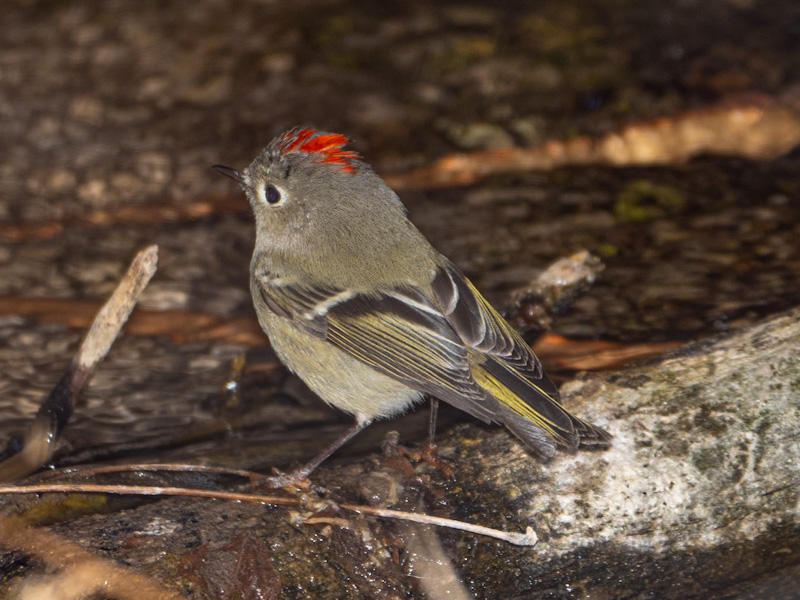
xmin=0 ymin=246 xmax=158 ymax=482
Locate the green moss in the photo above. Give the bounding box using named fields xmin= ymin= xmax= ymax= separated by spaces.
xmin=728 ymin=440 xmax=750 ymax=483
xmin=661 ymin=437 xmax=690 ymax=457
xmin=613 ymin=180 xmax=686 ymax=223
xmin=691 ymin=445 xmax=726 ymax=473
xmin=14 ymin=493 xmax=110 ymax=526
xmin=650 ymin=377 xmax=698 ymax=416
xmin=595 ymin=242 xmax=619 ymax=257
xmin=692 ymin=404 xmax=729 ymax=436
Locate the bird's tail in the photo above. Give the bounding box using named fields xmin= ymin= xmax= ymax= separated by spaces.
xmin=471 ymin=356 xmax=611 ymax=459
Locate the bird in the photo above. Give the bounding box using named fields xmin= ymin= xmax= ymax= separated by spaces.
xmin=213 ymin=128 xmax=610 ymax=485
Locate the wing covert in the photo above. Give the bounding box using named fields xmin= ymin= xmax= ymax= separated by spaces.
xmin=324 ymin=292 xmax=498 ymax=422
xmin=431 ymin=263 xmax=557 ymax=397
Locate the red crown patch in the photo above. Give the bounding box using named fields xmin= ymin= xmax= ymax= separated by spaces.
xmin=278 ymin=128 xmax=361 ymax=172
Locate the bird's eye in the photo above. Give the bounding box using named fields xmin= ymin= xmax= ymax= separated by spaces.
xmin=265 ymin=184 xmax=282 ymax=205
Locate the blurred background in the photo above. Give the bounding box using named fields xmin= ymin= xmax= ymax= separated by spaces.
xmin=0 ymin=0 xmax=799 ymax=595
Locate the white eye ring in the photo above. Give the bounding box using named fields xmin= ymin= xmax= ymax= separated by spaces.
xmin=261 ymin=183 xmax=285 ymax=206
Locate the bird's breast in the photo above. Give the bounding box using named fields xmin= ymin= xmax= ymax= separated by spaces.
xmin=257 ymin=308 xmax=424 ymax=422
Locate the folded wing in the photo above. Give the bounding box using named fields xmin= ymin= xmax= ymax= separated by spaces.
xmin=253 ymin=264 xmax=610 ymax=456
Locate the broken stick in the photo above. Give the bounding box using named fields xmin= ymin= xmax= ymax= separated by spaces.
xmin=0 ymin=245 xmax=159 ymax=482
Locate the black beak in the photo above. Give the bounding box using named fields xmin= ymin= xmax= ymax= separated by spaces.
xmin=212 ymin=164 xmax=245 ymax=183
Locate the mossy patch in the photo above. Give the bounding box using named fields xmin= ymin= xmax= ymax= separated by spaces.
xmin=613 ymin=179 xmax=686 ymax=223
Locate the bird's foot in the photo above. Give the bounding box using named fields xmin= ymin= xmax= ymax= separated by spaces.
xmin=418 ymin=441 xmax=454 ymax=477
xmin=380 ymin=431 xmax=453 ymax=477
xmin=252 ymin=468 xmax=315 ymax=491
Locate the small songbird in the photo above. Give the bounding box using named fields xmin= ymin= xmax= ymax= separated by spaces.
xmin=214 ymin=128 xmax=609 ymax=485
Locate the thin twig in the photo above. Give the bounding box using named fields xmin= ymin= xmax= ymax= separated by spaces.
xmin=340 ymin=503 xmax=538 ymax=546
xmin=0 ymin=483 xmax=538 ymax=546
xmin=0 ymin=246 xmax=159 ymax=483
xmin=39 ymin=463 xmax=264 ymax=483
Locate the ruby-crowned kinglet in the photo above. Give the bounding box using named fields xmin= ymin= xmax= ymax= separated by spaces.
xmin=214 ymin=128 xmax=610 ymax=484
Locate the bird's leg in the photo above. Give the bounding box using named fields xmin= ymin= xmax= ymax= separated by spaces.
xmin=421 ymin=397 xmax=453 ymax=475
xmin=380 ymin=397 xmax=452 ymax=476
xmin=383 ymin=396 xmax=439 ymax=462
xmin=257 ymin=420 xmax=368 ymax=488
xmin=427 ymin=397 xmax=439 ymax=449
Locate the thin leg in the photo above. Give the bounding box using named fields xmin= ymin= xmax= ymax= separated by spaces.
xmin=428 ymin=397 xmax=439 ymax=446
xmin=258 ymin=420 xmax=368 ymax=488
xmin=421 ymin=397 xmax=452 ymax=476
